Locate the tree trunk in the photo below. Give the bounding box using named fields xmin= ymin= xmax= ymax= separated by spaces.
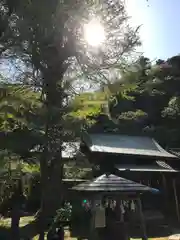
xmin=10 ymin=180 xmax=22 ymax=240
xmin=11 ymin=205 xmax=20 ymax=240
xmin=38 ymin=156 xmax=64 ymax=239
xmin=38 ymin=231 xmax=45 ymax=240
xmin=37 ymin=67 xmax=67 ymax=238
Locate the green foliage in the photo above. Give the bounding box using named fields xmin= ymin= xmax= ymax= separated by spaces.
xmin=0 ymin=84 xmax=41 ymax=131
xmin=21 ymin=163 xmax=40 ymax=174
xmin=0 ymin=83 xmax=42 ymax=215
xmin=55 ymin=202 xmax=72 ymax=222
xmin=118 ymin=110 xmax=147 ymax=121
xmin=69 ymin=54 xmax=180 ymax=148
xmin=70 ymin=91 xmax=106 ymax=117
xmin=50 ymin=202 xmax=72 ymax=229
xmin=64 ymin=165 xmax=92 ymax=179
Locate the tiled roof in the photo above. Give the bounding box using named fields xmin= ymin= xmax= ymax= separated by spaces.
xmin=82 ymin=133 xmax=177 ymax=160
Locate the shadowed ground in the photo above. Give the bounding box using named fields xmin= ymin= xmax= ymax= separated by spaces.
xmin=0 ymin=216 xmax=177 ymax=240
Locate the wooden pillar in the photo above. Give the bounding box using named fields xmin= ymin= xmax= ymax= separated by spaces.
xmin=90 ymin=198 xmax=96 ymax=240
xmin=162 ymin=173 xmax=168 ymax=215
xmin=173 ymin=178 xmax=180 ymax=222
xmin=162 ymin=173 xmax=167 ymax=194
xmin=137 ymin=197 xmax=147 ymax=240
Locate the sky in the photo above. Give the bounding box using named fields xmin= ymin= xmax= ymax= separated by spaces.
xmin=1 ymin=0 xmax=180 ymax=79
xmin=126 ymin=0 xmax=180 ymax=61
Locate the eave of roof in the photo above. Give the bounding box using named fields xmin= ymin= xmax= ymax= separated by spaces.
xmin=115 ymin=160 xmax=178 ymax=172
xmin=72 ymin=174 xmax=159 ymax=193
xmin=82 ymin=133 xmax=178 ymax=160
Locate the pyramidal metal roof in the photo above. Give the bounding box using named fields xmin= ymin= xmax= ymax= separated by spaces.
xmin=82 ymin=133 xmax=177 ymax=159
xmin=71 ymin=174 xmax=159 ymax=193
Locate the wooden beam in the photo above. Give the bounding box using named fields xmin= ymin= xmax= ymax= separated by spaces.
xmin=137 ymin=198 xmax=148 ymax=240
xmin=173 ymin=178 xmax=180 ymax=222
xmin=90 ymin=198 xmax=96 ymax=240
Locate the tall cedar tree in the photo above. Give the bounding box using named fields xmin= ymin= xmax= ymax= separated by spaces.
xmin=1 ymin=0 xmax=140 ymax=238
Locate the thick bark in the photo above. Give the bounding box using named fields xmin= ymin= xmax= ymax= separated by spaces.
xmin=41 ymin=158 xmax=63 ymax=213
xmin=11 ymin=206 xmax=20 ymax=240
xmin=36 ymin=48 xmax=69 ymax=238
xmin=10 ymin=180 xmax=22 ymax=240
xmin=38 ymin=159 xmax=64 ymax=240
xmin=38 ymin=108 xmax=50 ymax=240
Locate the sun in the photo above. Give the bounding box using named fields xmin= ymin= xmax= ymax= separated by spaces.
xmin=84 ymin=19 xmax=105 ymax=47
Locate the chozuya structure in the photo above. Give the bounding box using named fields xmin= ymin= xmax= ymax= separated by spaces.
xmin=72 ymin=173 xmax=159 ymax=240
